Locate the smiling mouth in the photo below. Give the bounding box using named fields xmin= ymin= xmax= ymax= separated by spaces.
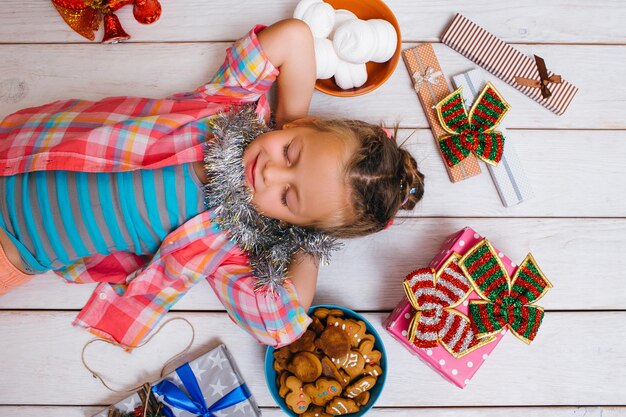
xmin=246 ymin=153 xmax=258 ymax=191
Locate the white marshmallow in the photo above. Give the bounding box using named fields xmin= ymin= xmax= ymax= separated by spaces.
xmin=293 ymin=0 xmax=322 ymax=20
xmin=332 ymin=19 xmax=376 ymax=64
xmin=330 ymin=9 xmax=358 ymax=39
xmin=314 ymin=37 xmax=339 ymax=79
xmin=333 ymin=59 xmax=368 ymax=89
xmin=368 ymin=19 xmax=397 ymax=63
xmin=301 ymin=2 xmax=335 ymax=39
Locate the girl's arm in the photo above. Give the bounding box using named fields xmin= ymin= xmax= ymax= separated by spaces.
xmin=288 ymin=251 xmax=320 ymax=311
xmin=257 ymin=19 xmax=316 ymax=128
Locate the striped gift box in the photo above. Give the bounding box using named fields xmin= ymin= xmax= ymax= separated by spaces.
xmin=453 ymin=69 xmax=534 ymax=207
xmin=442 ymin=14 xmax=578 ymax=116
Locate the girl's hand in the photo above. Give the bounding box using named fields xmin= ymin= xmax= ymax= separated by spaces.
xmin=257 ymin=19 xmax=316 ymax=128
xmin=288 ymin=251 xmax=320 ymax=311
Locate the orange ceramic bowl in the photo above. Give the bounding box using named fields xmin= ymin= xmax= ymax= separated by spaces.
xmin=315 ymin=0 xmax=402 ymax=97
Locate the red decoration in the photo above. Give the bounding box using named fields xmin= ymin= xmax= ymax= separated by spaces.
xmin=51 ymin=0 xmax=161 ymax=43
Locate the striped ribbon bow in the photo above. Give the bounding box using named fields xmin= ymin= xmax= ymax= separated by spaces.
xmin=459 ymin=239 xmax=553 ymax=344
xmin=402 ymin=254 xmax=496 ymax=357
xmin=435 ymin=82 xmax=509 ymax=167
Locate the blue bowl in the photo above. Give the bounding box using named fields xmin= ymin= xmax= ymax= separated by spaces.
xmin=264 ymin=304 xmax=387 ymax=416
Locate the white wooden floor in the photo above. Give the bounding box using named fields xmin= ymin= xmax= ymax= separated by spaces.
xmin=0 ymin=1 xmax=625 ymax=416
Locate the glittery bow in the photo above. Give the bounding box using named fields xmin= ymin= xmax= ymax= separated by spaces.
xmin=412 ymin=67 xmax=442 ymax=91
xmin=435 ymin=82 xmax=509 ymax=167
xmin=460 ymin=239 xmax=553 ymax=344
xmin=51 ymin=0 xmax=161 ymax=43
xmin=514 ymin=55 xmax=563 ymax=99
xmin=402 ymin=254 xmax=496 ymax=357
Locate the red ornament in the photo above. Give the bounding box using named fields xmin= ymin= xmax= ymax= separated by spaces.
xmin=133 ymin=0 xmax=162 ymax=24
xmin=102 ymin=13 xmax=130 ymax=43
xmin=50 ymin=0 xmax=162 ymax=42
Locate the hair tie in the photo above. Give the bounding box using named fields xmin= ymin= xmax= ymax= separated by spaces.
xmin=400 ymin=177 xmax=416 ymax=207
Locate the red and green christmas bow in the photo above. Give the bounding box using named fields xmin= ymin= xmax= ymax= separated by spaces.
xmin=402 ymin=254 xmax=496 ymax=357
xmin=435 ymin=82 xmax=510 ymax=167
xmin=459 ymin=239 xmax=553 ymax=344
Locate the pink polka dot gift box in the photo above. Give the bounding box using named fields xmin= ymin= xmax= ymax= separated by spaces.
xmin=384 ymin=226 xmax=552 ymax=388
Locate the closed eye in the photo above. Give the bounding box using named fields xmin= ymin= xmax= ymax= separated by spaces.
xmin=281 ymin=187 xmax=289 ymax=207
xmin=283 ymin=140 xmax=292 ymax=164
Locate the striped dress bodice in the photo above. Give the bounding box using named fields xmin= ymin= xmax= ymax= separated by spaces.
xmin=0 ymin=163 xmax=205 ymax=273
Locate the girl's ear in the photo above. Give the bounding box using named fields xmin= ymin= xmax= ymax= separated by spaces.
xmin=282 ymin=117 xmax=319 ymax=129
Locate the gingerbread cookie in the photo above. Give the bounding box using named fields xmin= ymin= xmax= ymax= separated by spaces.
xmin=363 ymin=364 xmax=383 ymax=378
xmin=278 ymin=371 xmax=291 ymax=397
xmin=315 ymin=326 xmax=351 ymax=358
xmin=326 ymin=316 xmax=368 ymax=347
xmin=338 ymin=369 xmax=351 ymax=388
xmin=274 ymin=346 xmax=291 ymax=369
xmin=355 ymin=391 xmax=370 ymax=406
xmin=309 ymin=316 xmax=325 ymax=336
xmin=345 ymin=375 xmax=376 ymax=399
xmin=325 ymin=398 xmax=360 ymax=415
xmin=358 ymin=339 xmax=382 ymax=366
xmin=302 ymin=406 xmax=333 ymax=417
xmin=287 ymin=352 xmax=323 ymax=383
xmin=331 ymin=350 xmax=365 ymax=379
xmin=288 ymin=330 xmax=317 ymax=353
xmin=321 ymin=357 xmax=343 ymax=382
xmin=303 ymin=377 xmax=342 ymax=406
xmin=313 ymin=308 xmax=344 ymax=320
xmin=285 ymin=375 xmax=312 ymax=414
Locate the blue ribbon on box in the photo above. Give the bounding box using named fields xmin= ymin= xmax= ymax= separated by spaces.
xmin=152 ymin=362 xmax=251 ymax=417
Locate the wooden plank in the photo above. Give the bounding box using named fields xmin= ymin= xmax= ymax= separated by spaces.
xmin=1 ymin=406 xmax=624 ymax=417
xmin=1 ymin=0 xmax=625 ymax=44
xmin=0 ymin=43 xmax=619 ymax=129
xmin=1 ymin=218 xmax=623 ymax=310
xmin=0 ymin=311 xmax=624 ymax=406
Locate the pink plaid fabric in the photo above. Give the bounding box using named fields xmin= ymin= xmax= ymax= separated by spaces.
xmin=0 ymin=25 xmax=311 ymax=349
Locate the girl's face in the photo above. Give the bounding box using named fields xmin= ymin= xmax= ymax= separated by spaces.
xmin=242 ymin=125 xmax=355 ymax=227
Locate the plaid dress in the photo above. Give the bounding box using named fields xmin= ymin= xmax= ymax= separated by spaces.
xmin=0 ymin=25 xmax=311 ymax=349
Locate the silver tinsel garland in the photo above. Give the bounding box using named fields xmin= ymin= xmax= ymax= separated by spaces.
xmin=203 ymin=106 xmax=340 ymax=293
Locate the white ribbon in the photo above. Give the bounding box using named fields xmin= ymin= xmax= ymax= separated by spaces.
xmin=412 ymin=67 xmax=442 ymax=91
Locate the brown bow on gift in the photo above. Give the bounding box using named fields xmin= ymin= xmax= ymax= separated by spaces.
xmin=514 ymin=55 xmax=563 ymax=98
xmin=107 ymin=383 xmax=164 ymax=417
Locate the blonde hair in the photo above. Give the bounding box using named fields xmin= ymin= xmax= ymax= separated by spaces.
xmin=296 ymin=119 xmax=425 ymax=238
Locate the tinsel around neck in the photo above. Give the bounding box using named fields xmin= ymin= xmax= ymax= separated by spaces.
xmin=203 ymin=106 xmax=339 ymax=293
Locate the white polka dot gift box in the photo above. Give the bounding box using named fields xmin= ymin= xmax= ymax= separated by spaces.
xmin=384 ymin=227 xmax=552 ymax=388
xmin=93 ymin=344 xmax=261 ymax=417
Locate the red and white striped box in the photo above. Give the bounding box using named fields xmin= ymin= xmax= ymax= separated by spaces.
xmin=441 ymin=14 xmax=578 ymax=116
xmin=384 ymin=227 xmax=511 ymax=388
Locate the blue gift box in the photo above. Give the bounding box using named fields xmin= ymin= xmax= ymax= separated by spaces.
xmin=95 ymin=344 xmax=261 ymax=417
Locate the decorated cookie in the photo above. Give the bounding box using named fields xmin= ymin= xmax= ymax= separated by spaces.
xmin=331 ymin=350 xmax=365 ymax=379
xmin=303 ymin=377 xmax=343 ymax=406
xmin=326 ymin=316 xmax=368 ymax=347
xmin=363 ymin=364 xmax=383 ymax=378
xmin=285 ymin=375 xmax=312 ymax=414
xmin=288 ymin=330 xmax=317 ymax=353
xmin=325 ymin=397 xmax=360 ymax=415
xmin=338 ymin=369 xmax=351 ymax=388
xmin=315 ymin=326 xmax=351 ymax=358
xmin=345 ymin=375 xmax=376 ymax=399
xmin=302 ymin=405 xmax=334 ymax=417
xmin=358 ymin=339 xmax=382 ymax=366
xmin=355 ymin=391 xmax=370 ymax=406
xmin=287 ymin=352 xmax=323 ymax=383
